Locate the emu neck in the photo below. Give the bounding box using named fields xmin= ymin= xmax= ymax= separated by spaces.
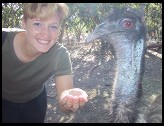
xmin=111 ymin=38 xmax=145 ymax=102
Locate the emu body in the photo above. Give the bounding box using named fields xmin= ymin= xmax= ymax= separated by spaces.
xmin=86 ymin=7 xmax=146 ymax=123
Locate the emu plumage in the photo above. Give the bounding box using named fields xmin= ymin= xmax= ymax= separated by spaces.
xmin=86 ymin=7 xmax=147 ymax=123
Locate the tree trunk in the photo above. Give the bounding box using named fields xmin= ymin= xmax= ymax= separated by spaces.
xmin=58 ymin=19 xmax=66 ymax=44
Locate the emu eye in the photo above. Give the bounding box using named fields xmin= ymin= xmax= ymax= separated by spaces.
xmin=121 ymin=19 xmax=134 ymax=29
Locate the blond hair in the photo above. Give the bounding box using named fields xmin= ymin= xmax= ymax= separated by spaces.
xmin=23 ymin=3 xmax=69 ymax=22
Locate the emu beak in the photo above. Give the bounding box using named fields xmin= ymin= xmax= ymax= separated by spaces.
xmin=85 ymin=21 xmax=109 ymax=43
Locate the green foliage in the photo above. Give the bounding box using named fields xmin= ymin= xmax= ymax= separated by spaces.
xmin=145 ymin=3 xmax=162 ymax=39
xmin=2 ymin=3 xmax=23 ymax=28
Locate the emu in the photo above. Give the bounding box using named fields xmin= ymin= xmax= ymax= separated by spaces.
xmin=85 ymin=7 xmax=161 ymax=123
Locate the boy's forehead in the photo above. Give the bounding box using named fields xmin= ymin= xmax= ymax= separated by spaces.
xmin=27 ymin=15 xmax=61 ymax=25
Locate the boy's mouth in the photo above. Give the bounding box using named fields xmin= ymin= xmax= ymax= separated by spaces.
xmin=36 ymin=39 xmax=50 ymax=44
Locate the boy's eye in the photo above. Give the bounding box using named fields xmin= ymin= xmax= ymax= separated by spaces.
xmin=33 ymin=23 xmax=42 ymax=27
xmin=50 ymin=26 xmax=58 ymax=31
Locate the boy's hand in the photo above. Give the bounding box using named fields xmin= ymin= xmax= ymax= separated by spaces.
xmin=60 ymin=88 xmax=88 ymax=112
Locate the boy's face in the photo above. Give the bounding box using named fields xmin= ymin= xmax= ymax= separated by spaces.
xmin=22 ymin=10 xmax=60 ymax=53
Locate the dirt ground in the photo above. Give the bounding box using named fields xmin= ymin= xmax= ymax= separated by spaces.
xmin=44 ymin=42 xmax=162 ymax=123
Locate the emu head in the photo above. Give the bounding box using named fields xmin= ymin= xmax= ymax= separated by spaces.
xmin=86 ymin=7 xmax=146 ymax=45
xmin=86 ymin=7 xmax=147 ymax=123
